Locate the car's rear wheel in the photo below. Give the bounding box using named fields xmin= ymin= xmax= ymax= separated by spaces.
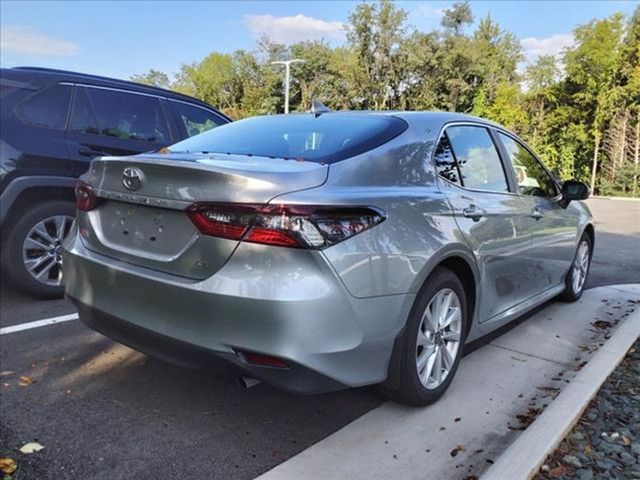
xmin=560 ymin=234 xmax=592 ymax=302
xmin=1 ymin=200 xmax=75 ymax=299
xmin=381 ymin=267 xmax=468 ymax=406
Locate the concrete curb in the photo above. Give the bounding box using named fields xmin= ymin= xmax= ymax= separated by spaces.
xmin=591 ymin=195 xmax=640 ymax=202
xmin=481 ymin=306 xmax=640 ymax=480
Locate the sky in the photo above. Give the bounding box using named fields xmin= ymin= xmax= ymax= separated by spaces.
xmin=1 ymin=1 xmax=638 ymax=81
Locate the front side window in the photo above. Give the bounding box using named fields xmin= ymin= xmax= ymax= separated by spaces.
xmin=171 ymin=101 xmax=226 ymax=137
xmin=15 ymin=84 xmax=72 ymax=129
xmin=167 ymin=113 xmax=408 ymax=164
xmin=498 ymin=133 xmax=558 ymax=198
xmin=446 ymin=126 xmax=509 ymax=193
xmin=70 ymin=87 xmax=170 ymax=143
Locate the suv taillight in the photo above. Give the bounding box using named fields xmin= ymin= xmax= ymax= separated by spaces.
xmin=187 ymin=203 xmax=385 ymax=249
xmin=75 ymin=180 xmax=99 ymax=211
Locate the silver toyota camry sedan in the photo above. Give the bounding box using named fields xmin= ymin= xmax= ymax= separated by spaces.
xmin=63 ymin=111 xmax=593 ymax=406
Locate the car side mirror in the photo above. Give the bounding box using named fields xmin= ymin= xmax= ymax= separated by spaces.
xmin=561 ymin=180 xmax=590 ymax=204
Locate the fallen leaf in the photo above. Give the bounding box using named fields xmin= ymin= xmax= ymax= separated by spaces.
xmin=20 ymin=442 xmax=44 ymax=454
xmin=548 ymin=464 xmax=568 ymax=477
xmin=18 ymin=376 xmax=35 ymax=387
xmin=591 ymin=320 xmax=611 ymax=330
xmin=0 ymin=457 xmax=17 ymax=475
xmin=622 ymin=435 xmax=631 ymax=446
xmin=450 ymin=445 xmax=466 ymax=457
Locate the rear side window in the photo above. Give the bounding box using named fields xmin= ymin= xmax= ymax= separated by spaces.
xmin=433 ymin=134 xmax=461 ymax=185
xmin=446 ymin=126 xmax=509 ymax=193
xmin=167 ymin=113 xmax=408 ymax=164
xmin=70 ymin=87 xmax=170 ymax=143
xmin=15 ymin=84 xmax=72 ymax=129
xmin=171 ymin=101 xmax=225 ymax=137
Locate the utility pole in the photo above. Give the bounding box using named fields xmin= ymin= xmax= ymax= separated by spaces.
xmin=271 ymin=59 xmax=305 ymax=114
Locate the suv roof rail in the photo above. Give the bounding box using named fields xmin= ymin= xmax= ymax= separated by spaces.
xmin=10 ymin=66 xmax=227 ymax=116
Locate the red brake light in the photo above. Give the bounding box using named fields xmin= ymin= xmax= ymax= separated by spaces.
xmin=75 ymin=180 xmax=99 ymax=211
xmin=187 ymin=203 xmax=385 ymax=249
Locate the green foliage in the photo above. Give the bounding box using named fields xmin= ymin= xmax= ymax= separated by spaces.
xmin=129 ymin=1 xmax=640 ymax=196
xmin=130 ymin=69 xmax=171 ymax=89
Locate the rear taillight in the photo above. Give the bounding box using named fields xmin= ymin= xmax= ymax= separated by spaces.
xmin=75 ymin=180 xmax=99 ymax=211
xmin=187 ymin=203 xmax=385 ymax=249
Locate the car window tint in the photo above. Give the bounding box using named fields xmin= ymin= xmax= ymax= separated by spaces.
xmin=434 ymin=133 xmax=461 ymax=185
xmin=71 ymin=87 xmax=170 ymax=143
xmin=15 ymin=84 xmax=71 ymax=129
xmin=167 ymin=114 xmax=408 ymax=164
xmin=447 ymin=126 xmax=508 ymax=193
xmin=498 ymin=133 xmax=558 ymax=198
xmin=70 ymin=87 xmax=100 ymax=135
xmin=171 ymin=101 xmax=225 ymax=137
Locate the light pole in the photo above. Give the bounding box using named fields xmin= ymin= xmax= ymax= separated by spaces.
xmin=271 ymin=59 xmax=305 ymax=114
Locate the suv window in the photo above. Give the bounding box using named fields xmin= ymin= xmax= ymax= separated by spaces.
xmin=171 ymin=101 xmax=225 ymax=137
xmin=433 ymin=133 xmax=461 ymax=185
xmin=15 ymin=83 xmax=72 ymax=129
xmin=446 ymin=126 xmax=509 ymax=193
xmin=498 ymin=133 xmax=558 ymax=198
xmin=70 ymin=87 xmax=170 ymax=143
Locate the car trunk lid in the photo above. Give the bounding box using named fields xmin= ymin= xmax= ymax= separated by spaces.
xmin=77 ymin=153 xmax=328 ymax=279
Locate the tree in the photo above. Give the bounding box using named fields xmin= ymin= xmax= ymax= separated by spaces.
xmin=441 ymin=1 xmax=473 ymax=36
xmin=130 ymin=69 xmax=172 ymax=89
xmin=347 ymin=0 xmax=408 ymax=109
xmin=564 ymin=14 xmax=626 ymax=192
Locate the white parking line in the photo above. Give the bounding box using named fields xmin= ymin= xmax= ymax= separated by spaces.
xmin=0 ymin=313 xmax=79 ymax=335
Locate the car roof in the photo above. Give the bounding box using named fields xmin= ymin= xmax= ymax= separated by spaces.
xmin=2 ymin=66 xmax=224 ymax=114
xmin=264 ymin=110 xmax=504 ymax=129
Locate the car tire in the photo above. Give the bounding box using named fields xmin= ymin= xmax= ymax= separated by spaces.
xmin=559 ymin=234 xmax=592 ymax=302
xmin=1 ymin=200 xmax=75 ymax=299
xmin=381 ymin=267 xmax=468 ymax=407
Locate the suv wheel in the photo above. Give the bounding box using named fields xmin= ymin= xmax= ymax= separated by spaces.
xmin=2 ymin=200 xmax=75 ymax=299
xmin=381 ymin=267 xmax=468 ymax=406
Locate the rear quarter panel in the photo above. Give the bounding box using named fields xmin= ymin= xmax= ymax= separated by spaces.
xmin=270 ymin=120 xmax=478 ymax=300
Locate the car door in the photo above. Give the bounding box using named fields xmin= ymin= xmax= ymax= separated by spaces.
xmin=496 ymin=131 xmax=579 ymax=291
xmin=65 ymin=85 xmax=174 ymax=176
xmin=5 ymin=82 xmax=74 ymax=179
xmin=435 ymin=124 xmax=534 ymax=322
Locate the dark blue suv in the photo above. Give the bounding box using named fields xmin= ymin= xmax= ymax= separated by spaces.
xmin=0 ymin=67 xmax=231 ymax=298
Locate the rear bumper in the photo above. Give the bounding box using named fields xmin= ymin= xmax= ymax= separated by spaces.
xmin=63 ymin=233 xmax=413 ymax=394
xmin=70 ymin=298 xmax=346 ymax=394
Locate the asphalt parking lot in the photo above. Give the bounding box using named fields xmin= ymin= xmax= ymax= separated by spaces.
xmin=1 ymin=197 xmax=639 ymax=480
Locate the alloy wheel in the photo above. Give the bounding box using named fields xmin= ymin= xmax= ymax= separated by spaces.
xmin=22 ymin=215 xmax=74 ymax=286
xmin=572 ymin=240 xmax=590 ymax=295
xmin=416 ymin=288 xmax=462 ymax=389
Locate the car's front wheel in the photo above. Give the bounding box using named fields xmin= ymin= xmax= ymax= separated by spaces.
xmin=560 ymin=234 xmax=592 ymax=302
xmin=1 ymin=200 xmax=75 ymax=299
xmin=381 ymin=267 xmax=468 ymax=406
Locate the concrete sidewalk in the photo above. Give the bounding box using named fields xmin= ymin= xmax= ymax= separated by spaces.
xmin=256 ymin=284 xmax=640 ymax=480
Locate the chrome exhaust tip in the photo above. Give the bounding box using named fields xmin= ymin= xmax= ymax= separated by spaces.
xmin=237 ymin=375 xmax=261 ymax=389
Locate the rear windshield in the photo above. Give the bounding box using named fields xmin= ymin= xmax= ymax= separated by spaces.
xmin=167 ymin=113 xmax=408 ymax=164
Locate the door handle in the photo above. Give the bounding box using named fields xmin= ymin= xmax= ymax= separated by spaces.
xmin=462 ymin=205 xmax=485 ymax=221
xmin=531 ymin=207 xmax=544 ymax=221
xmin=78 ymin=147 xmax=109 ymax=157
